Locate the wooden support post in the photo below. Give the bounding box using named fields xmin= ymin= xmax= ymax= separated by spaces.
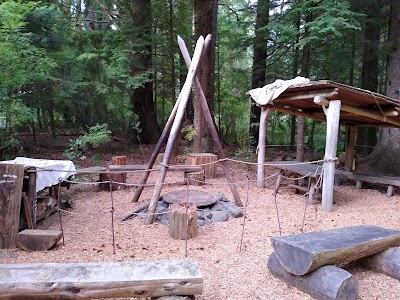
xmin=0 ymin=164 xmax=24 ymax=249
xmin=345 ymin=126 xmax=356 ymax=172
xmin=361 ymin=246 xmax=400 ymax=280
xmin=178 ymin=35 xmax=243 ymax=207
xmin=307 ymin=177 xmax=317 ymax=204
xmin=27 ymin=167 xmax=37 ymax=226
xmin=145 ymin=36 xmax=205 ymax=225
xmin=267 ymin=252 xmax=358 ymax=300
xmin=257 ymin=106 xmax=272 ymax=188
xmin=0 ymin=260 xmax=203 ymax=299
xmin=169 ymin=203 xmax=198 ymax=240
xmin=316 ymin=98 xmax=341 ymax=212
xmin=271 ymin=225 xmax=400 ymax=276
xmin=386 ymin=185 xmax=394 ymax=197
xmin=355 ymin=181 xmax=363 ymax=189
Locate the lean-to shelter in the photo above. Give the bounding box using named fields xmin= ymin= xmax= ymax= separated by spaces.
xmin=252 ymin=79 xmax=400 ymax=211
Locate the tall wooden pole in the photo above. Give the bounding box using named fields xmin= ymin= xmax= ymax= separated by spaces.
xmin=257 ymin=106 xmax=272 ymax=188
xmin=316 ymin=98 xmax=341 ymax=211
xmin=145 ymin=36 xmax=205 ymax=225
xmin=178 ymin=35 xmax=243 ymax=207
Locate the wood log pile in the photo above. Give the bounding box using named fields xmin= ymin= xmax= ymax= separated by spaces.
xmin=268 ymin=225 xmax=400 ymax=300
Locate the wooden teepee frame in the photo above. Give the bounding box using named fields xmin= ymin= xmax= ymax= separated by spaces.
xmin=132 ymin=35 xmax=242 ymax=225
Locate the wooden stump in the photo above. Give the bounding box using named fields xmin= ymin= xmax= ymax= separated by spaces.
xmin=169 ymin=203 xmax=197 ymax=240
xmin=17 ymin=229 xmax=62 ymax=251
xmin=268 ymin=252 xmax=358 ymax=300
xmin=184 ymin=171 xmax=205 ymax=186
xmin=271 ymin=225 xmax=400 ymax=275
xmin=186 ymin=153 xmax=217 ymax=179
xmin=100 ymin=155 xmax=127 ymax=191
xmin=0 ymin=164 xmax=24 ymax=249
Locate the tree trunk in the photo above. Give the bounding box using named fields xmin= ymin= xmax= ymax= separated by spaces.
xmin=296 ymin=11 xmax=312 ymax=161
xmin=250 ymin=0 xmax=270 ymax=143
xmin=356 ymin=1 xmax=383 ymax=156
xmin=367 ymin=1 xmax=400 ymax=175
xmin=128 ymin=0 xmax=161 ymax=144
xmin=193 ymin=0 xmax=217 ymax=152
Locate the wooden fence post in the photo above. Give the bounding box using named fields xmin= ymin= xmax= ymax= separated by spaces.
xmin=0 ymin=164 xmax=24 ymax=249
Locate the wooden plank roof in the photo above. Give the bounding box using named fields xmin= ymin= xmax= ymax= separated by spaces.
xmin=267 ymin=80 xmax=400 ymax=127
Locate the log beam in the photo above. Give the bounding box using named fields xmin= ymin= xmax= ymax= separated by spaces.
xmin=314 ymin=95 xmax=400 ymax=127
xmin=0 ymin=260 xmax=203 ymax=299
xmin=361 ymin=247 xmax=400 ymax=280
xmin=271 ymin=225 xmax=400 ymax=276
xmin=268 ymin=252 xmax=358 ymax=300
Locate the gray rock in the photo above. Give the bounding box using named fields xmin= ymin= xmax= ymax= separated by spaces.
xmin=223 ymin=202 xmax=243 ymax=218
xmin=210 ymin=211 xmax=230 ymax=222
xmin=209 ymin=200 xmax=226 ymax=211
xmin=216 ymin=192 xmax=229 ymax=202
xmin=197 ymin=219 xmax=205 ymax=226
xmin=197 ymin=212 xmax=205 ymax=220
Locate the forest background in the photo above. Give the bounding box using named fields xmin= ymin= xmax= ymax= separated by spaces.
xmin=1 ymin=0 xmax=399 ymax=174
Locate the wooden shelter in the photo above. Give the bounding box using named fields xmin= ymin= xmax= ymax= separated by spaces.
xmin=256 ymin=80 xmax=400 ymax=211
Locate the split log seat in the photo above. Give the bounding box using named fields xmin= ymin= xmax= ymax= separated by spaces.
xmin=271 ymin=225 xmax=400 ymax=276
xmin=361 ymin=246 xmax=400 ymax=280
xmin=75 ymin=165 xmax=204 ymax=186
xmin=17 ymin=229 xmax=62 ymax=251
xmin=109 ymin=164 xmax=205 ymax=185
xmin=0 ymin=260 xmax=203 ymax=300
xmin=341 ymin=172 xmax=400 ymax=197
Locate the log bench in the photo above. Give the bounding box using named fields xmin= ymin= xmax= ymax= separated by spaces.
xmin=268 ymin=225 xmax=400 ymax=299
xmin=0 ymin=260 xmax=203 ymax=300
xmin=269 ymin=161 xmax=400 ymax=201
xmin=75 ymin=165 xmax=205 ymax=186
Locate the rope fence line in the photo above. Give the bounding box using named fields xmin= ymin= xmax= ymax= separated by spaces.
xmin=35 ymin=156 xmax=329 ymax=258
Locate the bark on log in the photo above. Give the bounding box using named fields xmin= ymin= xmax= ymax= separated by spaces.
xmin=100 ymin=156 xmax=127 ymax=191
xmin=169 ymin=203 xmax=198 ymax=240
xmin=267 ymin=252 xmax=358 ymax=300
xmin=271 ymin=225 xmax=400 ymax=275
xmin=0 ymin=164 xmax=24 ymax=249
xmin=0 ymin=260 xmax=203 ymax=299
xmin=184 ymin=171 xmax=205 ymax=186
xmin=17 ymin=229 xmax=62 ymax=251
xmin=361 ymin=246 xmax=400 ymax=280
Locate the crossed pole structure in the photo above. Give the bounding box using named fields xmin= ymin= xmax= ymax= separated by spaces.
xmin=131 ymin=34 xmax=243 ymax=225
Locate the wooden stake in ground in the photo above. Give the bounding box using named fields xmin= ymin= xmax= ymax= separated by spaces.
xmin=0 ymin=164 xmax=24 ymax=249
xmin=178 ymin=35 xmax=243 ymax=207
xmin=145 ymin=36 xmax=205 ymax=225
xmin=169 ymin=203 xmax=198 ymax=240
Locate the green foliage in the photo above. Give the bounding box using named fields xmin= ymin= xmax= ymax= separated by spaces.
xmin=64 ymin=123 xmax=111 ymax=160
xmin=181 ymin=124 xmax=197 ymax=142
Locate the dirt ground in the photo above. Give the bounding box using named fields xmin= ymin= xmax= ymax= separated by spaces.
xmin=1 ymin=142 xmax=399 ymax=299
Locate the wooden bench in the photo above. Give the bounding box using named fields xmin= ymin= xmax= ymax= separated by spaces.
xmin=269 ymin=161 xmax=400 ymax=199
xmin=268 ymin=225 xmax=400 ymax=300
xmin=0 ymin=260 xmax=203 ymax=299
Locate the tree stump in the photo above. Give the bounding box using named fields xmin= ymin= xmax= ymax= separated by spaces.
xmin=184 ymin=171 xmax=205 ymax=186
xmin=186 ymin=153 xmax=217 ymax=179
xmin=100 ymin=155 xmax=127 ymax=191
xmin=0 ymin=164 xmax=24 ymax=249
xmin=169 ymin=203 xmax=197 ymax=240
